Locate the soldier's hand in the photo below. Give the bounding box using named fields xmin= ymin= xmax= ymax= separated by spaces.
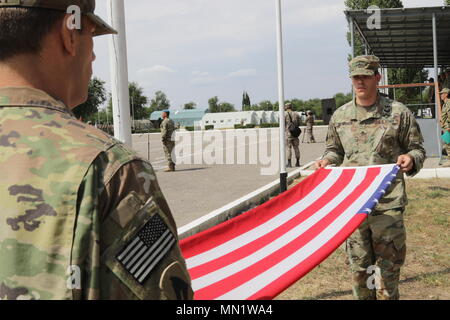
xmin=315 ymin=159 xmax=331 ymax=170
xmin=396 ymin=154 xmax=414 ymax=173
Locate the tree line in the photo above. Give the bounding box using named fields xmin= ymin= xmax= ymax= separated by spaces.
xmin=72 ymin=78 xmax=353 ymax=123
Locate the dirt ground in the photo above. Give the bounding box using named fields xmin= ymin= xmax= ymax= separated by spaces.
xmin=276 ymin=178 xmax=450 ymax=300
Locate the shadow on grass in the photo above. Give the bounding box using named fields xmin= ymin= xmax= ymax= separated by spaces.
xmin=304 ymin=268 xmax=450 ymax=300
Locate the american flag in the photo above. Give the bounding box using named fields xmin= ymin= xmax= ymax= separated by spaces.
xmin=117 ymin=214 xmax=176 ymax=284
xmin=180 ymin=164 xmax=400 ymax=300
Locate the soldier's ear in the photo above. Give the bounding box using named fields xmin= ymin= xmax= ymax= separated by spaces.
xmin=375 ymin=73 xmax=382 ymax=83
xmin=60 ymin=14 xmax=79 ymax=57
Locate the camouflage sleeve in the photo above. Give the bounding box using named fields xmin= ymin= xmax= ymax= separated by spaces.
xmin=160 ymin=121 xmax=168 ymax=140
xmin=73 ymin=144 xmax=193 ymax=300
xmin=399 ymin=109 xmax=427 ymax=177
xmin=322 ymin=117 xmax=344 ymax=166
xmin=97 ymin=159 xmax=193 ymax=300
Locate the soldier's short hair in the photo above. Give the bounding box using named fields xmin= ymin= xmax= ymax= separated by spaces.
xmin=0 ymin=7 xmax=64 ymax=61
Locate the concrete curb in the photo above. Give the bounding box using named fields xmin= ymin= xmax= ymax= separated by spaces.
xmin=177 ymin=161 xmax=314 ymax=240
xmin=297 ymin=168 xmax=450 ymax=179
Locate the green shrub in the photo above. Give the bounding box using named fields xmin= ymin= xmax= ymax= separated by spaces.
xmin=260 ymin=123 xmax=279 ymax=128
xmin=185 ymin=126 xmax=195 ymax=131
xmin=245 ymin=124 xmax=256 ymax=129
xmin=234 ymin=124 xmax=245 ymax=129
xmin=205 ymin=125 xmax=214 ymax=131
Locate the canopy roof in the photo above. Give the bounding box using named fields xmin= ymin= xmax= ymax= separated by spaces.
xmin=345 ymin=6 xmax=450 ymax=68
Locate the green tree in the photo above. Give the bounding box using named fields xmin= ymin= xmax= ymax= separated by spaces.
xmin=107 ymin=82 xmax=151 ymax=120
xmin=345 ymin=0 xmax=428 ymax=105
xmin=242 ymin=91 xmax=251 ymax=110
xmin=345 ymin=0 xmax=403 ymax=57
xmin=259 ymin=100 xmax=274 ymax=111
xmin=207 ymin=96 xmax=235 ymax=113
xmin=334 ymin=92 xmax=353 ymax=108
xmin=207 ymin=96 xmax=219 ymax=113
xmin=446 ymin=0 xmax=450 ymax=5
xmin=184 ymin=102 xmax=197 ymax=110
xmin=73 ymin=77 xmax=107 ymax=121
xmin=129 ymin=82 xmax=149 ymax=120
xmin=150 ymin=90 xmax=170 ymax=111
xmin=219 ymin=102 xmax=235 ymax=113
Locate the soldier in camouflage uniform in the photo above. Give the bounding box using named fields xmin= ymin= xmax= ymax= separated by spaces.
xmin=439 ymin=88 xmax=450 ymax=167
xmin=160 ymin=111 xmax=176 ymax=172
xmin=316 ymin=55 xmax=426 ymax=300
xmin=285 ymin=103 xmax=301 ymax=168
xmin=443 ymin=69 xmax=450 ymax=90
xmin=0 ymin=0 xmax=193 ymax=300
xmin=305 ymin=111 xmax=316 ymax=144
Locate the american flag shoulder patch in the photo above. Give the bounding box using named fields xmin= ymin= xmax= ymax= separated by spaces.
xmin=116 ymin=213 xmax=176 ymax=284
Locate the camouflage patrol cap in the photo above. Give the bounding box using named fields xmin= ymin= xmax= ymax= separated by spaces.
xmin=0 ymin=0 xmax=117 ymax=36
xmin=285 ymin=102 xmax=293 ymax=110
xmin=439 ymin=88 xmax=450 ymax=94
xmin=348 ymin=55 xmax=381 ymax=78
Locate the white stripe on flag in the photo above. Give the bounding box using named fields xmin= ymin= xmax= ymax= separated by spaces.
xmin=216 ymin=165 xmax=394 ymax=299
xmin=186 ymin=169 xmax=344 ymax=269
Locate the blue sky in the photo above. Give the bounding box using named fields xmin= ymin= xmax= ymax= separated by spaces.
xmin=92 ymin=0 xmax=445 ymax=111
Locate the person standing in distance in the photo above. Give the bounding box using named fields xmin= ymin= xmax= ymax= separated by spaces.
xmin=439 ymin=88 xmax=450 ymax=167
xmin=0 ymin=0 xmax=193 ymax=300
xmin=285 ymin=103 xmax=301 ymax=168
xmin=305 ymin=111 xmax=316 ymax=144
xmin=315 ymin=55 xmax=426 ymax=300
xmin=160 ymin=110 xmax=176 ymax=172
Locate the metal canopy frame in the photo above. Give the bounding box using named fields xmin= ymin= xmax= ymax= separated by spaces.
xmin=345 ymin=6 xmax=449 ymax=158
xmin=345 ymin=6 xmax=450 ymax=68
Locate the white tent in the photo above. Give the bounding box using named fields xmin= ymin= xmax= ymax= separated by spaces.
xmin=254 ymin=111 xmax=268 ymax=124
xmin=266 ymin=111 xmax=278 ymax=124
xmin=202 ymin=111 xmax=258 ymax=129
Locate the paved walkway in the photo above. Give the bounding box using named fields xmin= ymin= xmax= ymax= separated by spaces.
xmin=131 ymin=127 xmax=442 ymax=228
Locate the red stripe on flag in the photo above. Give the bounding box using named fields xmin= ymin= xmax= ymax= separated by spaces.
xmin=180 ymin=168 xmax=332 ymax=259
xmin=188 ymin=169 xmax=356 ymax=280
xmin=193 ymin=167 xmax=380 ymax=300
xmin=247 ymin=214 xmax=367 ymax=300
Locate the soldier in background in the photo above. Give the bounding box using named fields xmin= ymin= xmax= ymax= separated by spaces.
xmin=439 ymin=88 xmax=450 ymax=167
xmin=285 ymin=103 xmax=301 ymax=168
xmin=160 ymin=110 xmax=176 ymax=172
xmin=316 ymin=55 xmax=426 ymax=300
xmin=305 ymin=111 xmax=316 ymax=143
xmin=0 ymin=0 xmax=192 ymax=300
xmin=443 ymin=68 xmax=450 ymax=89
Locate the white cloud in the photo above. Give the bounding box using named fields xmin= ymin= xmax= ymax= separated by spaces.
xmin=138 ymin=65 xmax=176 ymax=74
xmin=229 ymin=69 xmax=258 ymax=78
xmin=190 ymin=76 xmax=222 ymax=86
xmin=192 ymin=71 xmax=210 ymax=77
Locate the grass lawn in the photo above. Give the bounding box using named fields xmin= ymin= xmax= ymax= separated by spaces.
xmin=276 ymin=178 xmax=450 ymax=300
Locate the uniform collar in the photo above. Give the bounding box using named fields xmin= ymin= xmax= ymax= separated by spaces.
xmin=351 ymin=94 xmax=384 ymax=121
xmin=0 ymin=87 xmax=74 ymax=116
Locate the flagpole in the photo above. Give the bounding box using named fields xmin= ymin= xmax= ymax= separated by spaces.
xmin=275 ymin=0 xmax=287 ymax=193
xmin=107 ymin=0 xmax=132 ymax=147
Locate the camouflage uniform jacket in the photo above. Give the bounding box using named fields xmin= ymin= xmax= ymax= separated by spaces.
xmin=0 ymin=87 xmax=193 ymax=300
xmin=160 ymin=118 xmax=175 ymax=142
xmin=323 ymin=95 xmax=426 ymax=211
xmin=285 ymin=111 xmax=301 ymax=139
xmin=441 ymin=100 xmax=450 ymax=131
